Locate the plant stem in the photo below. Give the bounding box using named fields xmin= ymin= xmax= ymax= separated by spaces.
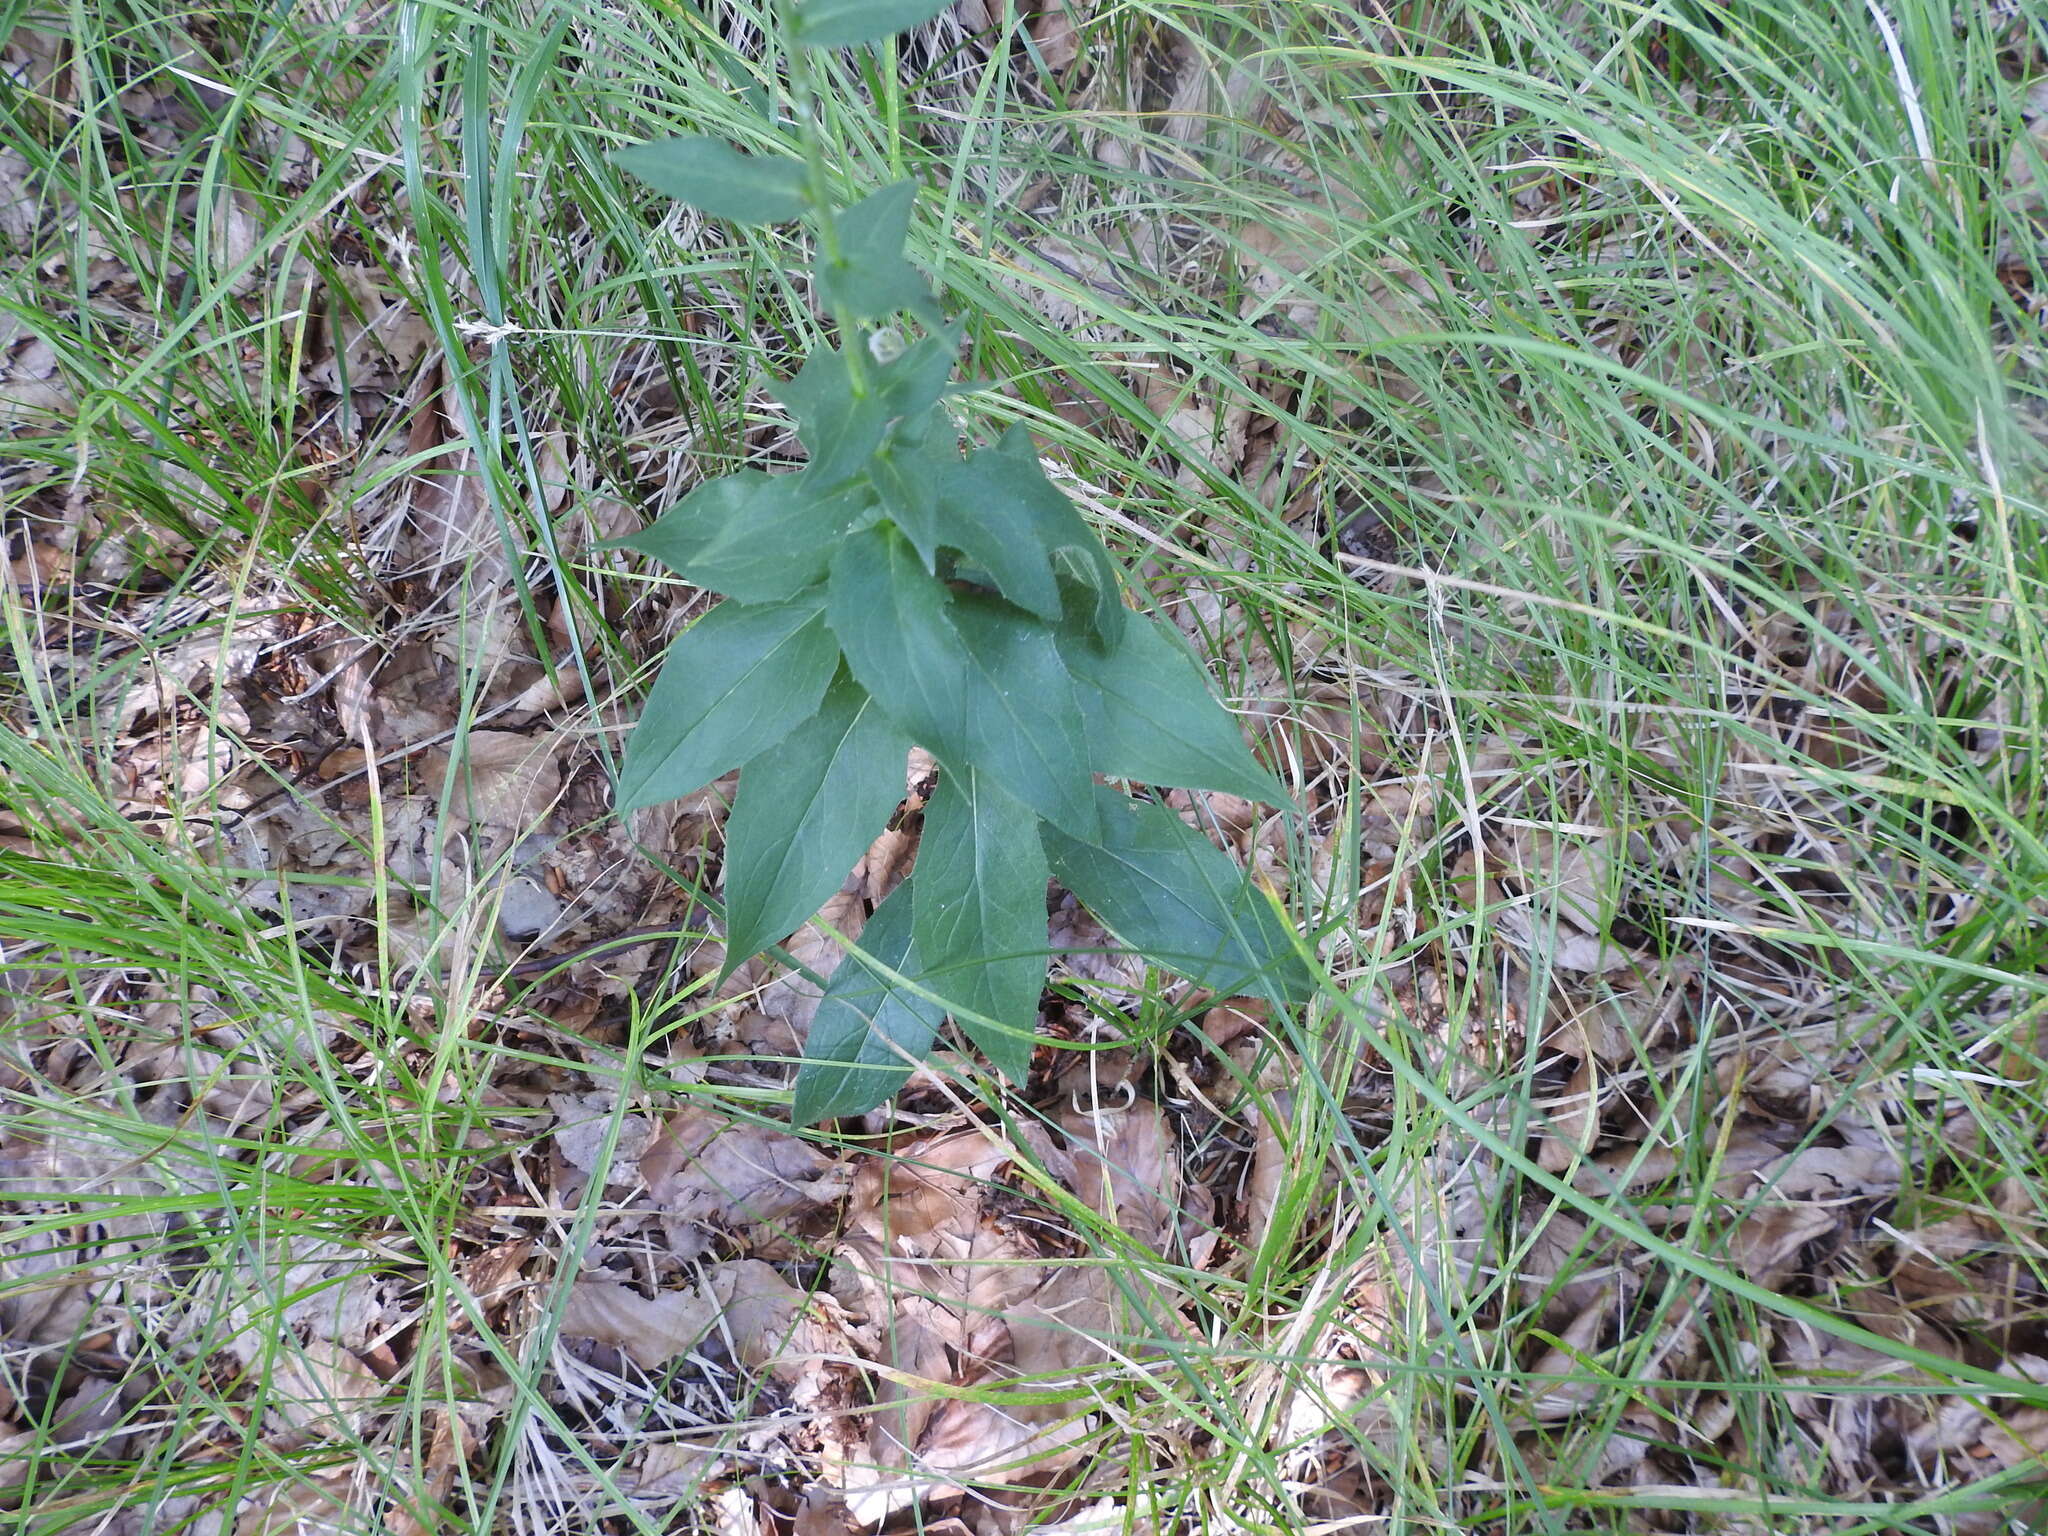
xmin=778 ymin=1 xmax=871 ymax=398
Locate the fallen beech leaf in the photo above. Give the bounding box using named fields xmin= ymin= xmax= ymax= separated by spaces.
xmin=1058 ymin=1093 xmax=1178 ymax=1251
xmin=834 ymin=1126 xmax=1112 ymax=1523
xmin=1979 ymin=1407 xmax=2048 ymax=1467
xmin=1729 ymin=1203 xmax=1835 ymax=1292
xmin=266 ymin=1340 xmax=387 ymax=1434
xmin=233 ymin=1472 xmax=359 ymax=1536
xmin=548 ymin=1090 xmax=655 ymax=1182
xmin=1527 ymin=1287 xmax=1614 ymax=1421
xmin=1752 ymin=1144 xmax=1901 ymax=1201
xmin=640 ymin=1105 xmax=841 ymax=1231
xmin=441 ymin=729 xmax=562 ymax=832
xmin=703 ymin=1258 xmax=809 ymax=1375
xmin=559 ymin=1280 xmax=720 ymax=1370
xmin=1021 ymin=1501 xmax=1151 ymax=1535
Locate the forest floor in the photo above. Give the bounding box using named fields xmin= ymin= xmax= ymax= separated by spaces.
xmin=3 ymin=2 xmax=2048 ymax=1533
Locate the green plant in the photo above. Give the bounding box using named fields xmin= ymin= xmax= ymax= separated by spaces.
xmin=607 ymin=0 xmax=1304 ymax=1123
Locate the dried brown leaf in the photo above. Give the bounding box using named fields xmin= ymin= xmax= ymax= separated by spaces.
xmin=1059 ymin=1094 xmax=1178 ymax=1251
xmin=1526 ymin=1287 xmax=1614 ymax=1421
xmin=1730 ymin=1203 xmax=1836 ymax=1291
xmin=548 ymin=1090 xmax=657 ymax=1183
xmin=232 ymin=1472 xmax=359 ymax=1536
xmin=639 ymin=1105 xmax=841 ymax=1234
xmin=440 ymin=729 xmax=562 ymax=833
xmin=1754 ymin=1144 xmax=1901 ymax=1202
xmin=558 ymin=1279 xmax=721 ymax=1370
xmin=266 ymin=1340 xmax=387 ymax=1435
xmin=834 ymin=1127 xmax=1112 ymax=1521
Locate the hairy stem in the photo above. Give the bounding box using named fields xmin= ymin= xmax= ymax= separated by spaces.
xmin=779 ymin=2 xmax=871 ymax=398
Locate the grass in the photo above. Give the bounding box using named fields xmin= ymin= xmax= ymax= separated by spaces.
xmin=4 ymin=0 xmax=2047 ymax=1531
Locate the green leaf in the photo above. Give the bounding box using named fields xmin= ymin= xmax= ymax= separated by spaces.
xmin=721 ymin=671 xmax=911 ymax=971
xmin=828 ymin=524 xmax=969 ymax=749
xmin=926 ymin=442 xmax=1061 ymax=623
xmin=947 ymin=594 xmax=1100 ymax=839
xmin=774 ymin=327 xmax=962 ymax=492
xmin=866 ymin=407 xmax=955 ymax=565
xmin=912 ymin=769 xmax=1048 ymax=1081
xmin=617 ymin=469 xmax=869 ymax=604
xmin=829 ymin=534 xmax=1098 ymax=839
xmin=817 ymin=181 xmax=934 ymax=321
xmin=975 ymin=427 xmax=1125 ymax=645
xmin=1061 ymin=614 xmax=1286 ymax=802
xmin=792 ymin=0 xmax=954 ymax=50
xmin=611 ymin=136 xmax=807 ymax=224
xmin=791 ymin=881 xmax=945 ymax=1124
xmin=1041 ymin=787 xmax=1309 ymax=1001
xmin=616 ymin=596 xmax=839 ymax=811
xmin=875 ymin=324 xmax=962 ymax=417
xmin=773 ymin=345 xmax=890 ymax=488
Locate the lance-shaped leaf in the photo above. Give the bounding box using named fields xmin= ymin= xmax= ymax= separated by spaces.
xmin=773 ymin=345 xmax=890 ymax=489
xmin=927 ymin=438 xmax=1066 ymax=623
xmin=1061 ymin=614 xmax=1286 ymax=803
xmin=875 ymin=324 xmax=962 ymax=416
xmin=955 ymin=427 xmax=1124 ymax=646
xmin=912 ymin=769 xmax=1048 ymax=1082
xmin=791 ymin=881 xmax=944 ymax=1124
xmin=828 ymin=523 xmax=968 ymax=749
xmin=947 ymin=593 xmax=1100 ymax=839
xmin=791 ymin=0 xmax=955 ymax=50
xmin=773 ymin=328 xmax=960 ymax=492
xmin=611 ymin=136 xmax=807 ymax=224
xmin=616 ymin=596 xmax=838 ymax=811
xmin=1042 ymin=787 xmax=1309 ymax=1001
xmin=721 ymin=671 xmax=911 ymax=972
xmin=830 ymin=539 xmax=1097 ymax=838
xmin=866 ymin=408 xmax=955 ymax=566
xmin=817 ymin=180 xmax=935 ymax=322
xmin=616 ymin=469 xmax=869 ymax=604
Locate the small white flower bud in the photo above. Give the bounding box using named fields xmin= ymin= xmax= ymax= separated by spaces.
xmin=867 ymin=326 xmax=907 ymax=365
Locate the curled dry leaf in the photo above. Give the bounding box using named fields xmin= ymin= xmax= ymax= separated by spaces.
xmin=1047 ymin=890 xmax=1147 ymax=992
xmin=831 ymin=1127 xmax=1112 ymax=1523
xmin=1752 ymin=1143 xmax=1901 ymax=1203
xmin=1058 ymin=1092 xmax=1178 ymax=1252
xmin=558 ymin=1279 xmax=721 ymax=1371
xmin=562 ymin=1259 xmax=861 ymax=1397
xmin=548 ymin=1090 xmax=657 ymax=1184
xmin=0 ymin=310 xmax=70 ymax=426
xmin=1014 ymin=1500 xmax=1151 ymax=1536
xmin=748 ymin=886 xmax=868 ymax=1053
xmin=265 ymin=1339 xmax=388 ymax=1436
xmin=1890 ymin=1214 xmax=2016 ymax=1327
xmin=1244 ymin=1090 xmax=1290 ymax=1257
xmin=1505 ymin=823 xmax=1617 ymax=934
xmin=1137 ymin=362 xmax=1250 ymax=487
xmin=1515 ymin=1205 xmax=1625 ymax=1330
xmin=304 ymin=263 xmax=432 ymax=399
xmin=233 ymin=1471 xmax=360 ymax=1536
xmin=1536 ymin=1055 xmax=1601 ymax=1174
xmin=1578 ymin=1129 xmax=1788 ymax=1199
xmin=1526 ymin=1286 xmax=1615 ymax=1421
xmin=639 ymin=1105 xmax=842 ymax=1237
xmin=1729 ymin=1203 xmax=1836 ymax=1292
xmin=437 ymin=729 xmax=563 ymax=834
xmin=1495 ymin=904 xmax=1641 ymax=975
xmin=1976 ymin=1407 xmax=2048 ymax=1470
